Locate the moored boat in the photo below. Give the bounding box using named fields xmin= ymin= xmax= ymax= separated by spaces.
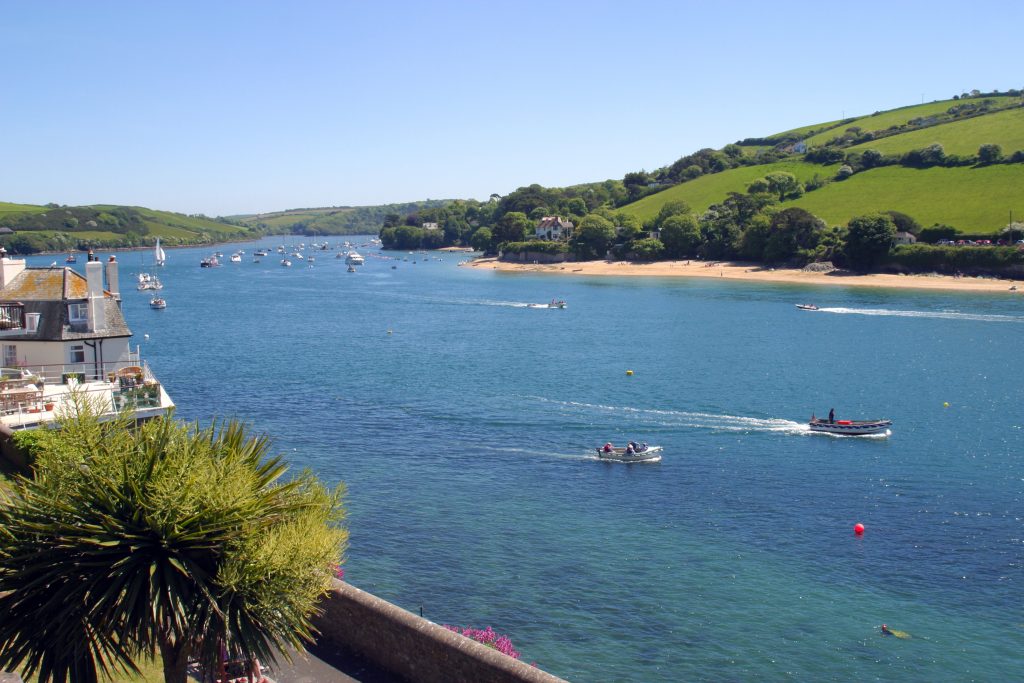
xmin=595 ymin=444 xmax=663 ymax=462
xmin=808 ymin=418 xmax=892 ymax=435
xmin=345 ymin=252 xmax=364 ymax=265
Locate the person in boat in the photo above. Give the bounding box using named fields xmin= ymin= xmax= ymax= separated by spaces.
xmin=640 ymin=442 xmax=648 ymax=452
xmin=603 ymin=442 xmax=613 ymax=453
xmin=828 ymin=408 xmax=835 ymax=424
xmin=625 ymin=443 xmax=635 ymax=455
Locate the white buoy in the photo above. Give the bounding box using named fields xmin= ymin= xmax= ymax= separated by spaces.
xmin=144 ymin=334 xmax=150 ymax=340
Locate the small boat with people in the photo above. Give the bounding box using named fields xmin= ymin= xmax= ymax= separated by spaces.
xmin=65 ymin=253 xmax=77 ymax=263
xmin=149 ymin=296 xmax=166 ymax=309
xmin=280 ymin=259 xmax=292 ymax=267
xmin=345 ymin=252 xmax=365 ymax=266
xmin=796 ymin=304 xmax=819 ymax=311
xmin=809 ymin=410 xmax=891 ymax=435
xmin=528 ymin=299 xmax=567 ymax=309
xmin=200 ymin=256 xmax=220 ymax=268
xmin=596 ymin=442 xmax=663 ymax=463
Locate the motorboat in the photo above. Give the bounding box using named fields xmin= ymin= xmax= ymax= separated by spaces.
xmin=280 ymin=259 xmax=292 ymax=267
xmin=808 ymin=418 xmax=892 ymax=435
xmin=65 ymin=253 xmax=77 ymax=263
xmin=229 ymin=253 xmax=242 ymax=263
xmin=149 ymin=297 xmax=166 ymax=309
xmin=345 ymin=252 xmax=364 ymax=266
xmin=595 ymin=444 xmax=663 ymax=463
xmin=796 ymin=304 xmax=819 ymax=311
xmin=527 ymin=300 xmax=567 ymax=309
xmin=200 ymin=256 xmax=220 ymax=268
xmin=137 ymin=277 xmax=162 ymax=291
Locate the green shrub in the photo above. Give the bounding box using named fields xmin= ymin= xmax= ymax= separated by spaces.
xmin=500 ymin=240 xmax=570 ymax=255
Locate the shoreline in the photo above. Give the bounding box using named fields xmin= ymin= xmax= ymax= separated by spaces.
xmin=465 ymin=257 xmax=1022 ymax=294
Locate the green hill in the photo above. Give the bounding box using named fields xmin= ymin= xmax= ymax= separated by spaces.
xmin=801 ymin=96 xmax=1019 ymax=146
xmin=786 ymin=165 xmax=1023 ymax=231
xmin=846 ymin=106 xmax=1024 ymax=157
xmin=234 ymin=200 xmax=450 ymax=235
xmin=0 ymin=203 xmax=256 ymax=253
xmin=624 ymin=161 xmax=839 ymax=223
xmin=619 ymin=91 xmax=1024 ymax=234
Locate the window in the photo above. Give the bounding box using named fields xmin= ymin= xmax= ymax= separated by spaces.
xmin=68 ymin=302 xmax=88 ymax=323
xmin=3 ymin=345 xmax=16 ymax=368
xmin=70 ymin=345 xmax=85 ymax=364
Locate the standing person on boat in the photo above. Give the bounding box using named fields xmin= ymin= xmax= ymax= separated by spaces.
xmin=828 ymin=408 xmax=835 ymax=424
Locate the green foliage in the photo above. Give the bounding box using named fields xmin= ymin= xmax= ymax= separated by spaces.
xmin=887 ymin=243 xmax=1024 ymax=273
xmin=499 ymin=240 xmax=570 ymax=255
xmin=652 ymin=201 xmax=692 ymax=229
xmin=237 ymin=200 xmax=449 ymax=235
xmin=763 ymin=208 xmax=826 ymax=264
xmin=572 ymin=214 xmax=615 ymax=260
xmin=493 ymin=212 xmax=532 ymax=246
xmin=629 ymin=237 xmax=665 ymax=261
xmin=469 ymin=227 xmax=492 ymax=252
xmin=844 ymin=213 xmax=897 ymax=270
xmin=846 ymin=106 xmax=1024 ymax=158
xmin=620 ymin=161 xmax=839 ymax=224
xmin=978 ymin=143 xmax=1003 ymax=164
xmin=659 ymin=214 xmax=701 ymax=258
xmin=884 ymin=210 xmax=921 ymax=235
xmin=0 ymin=408 xmax=346 ymax=683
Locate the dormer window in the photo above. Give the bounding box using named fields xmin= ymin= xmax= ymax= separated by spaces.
xmin=68 ymin=302 xmax=88 ymax=323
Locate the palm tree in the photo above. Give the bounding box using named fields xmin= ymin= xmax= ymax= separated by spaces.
xmin=0 ymin=410 xmax=347 ymax=683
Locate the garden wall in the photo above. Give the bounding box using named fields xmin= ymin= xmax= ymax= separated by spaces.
xmin=313 ymin=580 xmax=567 ymax=683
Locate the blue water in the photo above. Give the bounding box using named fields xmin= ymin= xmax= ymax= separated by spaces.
xmin=34 ymin=243 xmax=1024 ymax=681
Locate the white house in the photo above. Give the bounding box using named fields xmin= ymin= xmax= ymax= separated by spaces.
xmin=535 ymin=216 xmax=574 ymax=241
xmin=894 ymin=231 xmax=917 ymax=245
xmin=0 ymin=249 xmax=173 ymax=430
xmin=422 ymin=222 xmax=440 ymax=231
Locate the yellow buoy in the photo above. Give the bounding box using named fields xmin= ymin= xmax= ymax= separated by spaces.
xmin=943 ymin=402 xmax=950 ymax=408
xmin=626 ymin=370 xmax=633 ymax=376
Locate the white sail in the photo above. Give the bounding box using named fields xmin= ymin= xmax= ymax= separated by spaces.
xmin=155 ymin=238 xmax=166 ymax=266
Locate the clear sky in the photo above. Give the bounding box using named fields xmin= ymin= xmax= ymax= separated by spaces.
xmin=2 ymin=1 xmax=1020 ymax=216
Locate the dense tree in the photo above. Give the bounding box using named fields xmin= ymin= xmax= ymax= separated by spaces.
xmin=763 ymin=172 xmax=803 ymax=201
xmin=0 ymin=410 xmax=346 ymax=683
xmin=382 ymin=213 xmax=402 ymax=228
xmin=613 ymin=211 xmax=643 ymax=242
xmin=763 ymin=208 xmax=825 ymax=263
xmin=469 ymin=227 xmax=492 ymax=252
xmin=844 ymin=213 xmax=896 ymax=270
xmin=659 ymin=214 xmax=701 ymax=258
xmin=573 ymin=214 xmax=615 ymax=259
xmin=565 ymin=197 xmax=587 ymax=217
xmin=738 ymin=214 xmax=772 ymax=260
xmin=860 ymin=149 xmax=884 ymax=169
xmin=629 ymin=237 xmax=664 ymax=260
xmin=978 ymin=143 xmax=1003 ymax=164
xmin=492 ymin=211 xmax=532 ymax=246
xmin=652 ymin=201 xmax=692 ymax=229
xmin=747 ymin=177 xmax=770 ymax=194
xmin=883 ymin=210 xmax=921 ymax=235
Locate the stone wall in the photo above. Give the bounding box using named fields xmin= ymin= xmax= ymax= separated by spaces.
xmin=313 ymin=580 xmax=567 ymax=683
xmin=500 ymin=251 xmax=570 ymax=264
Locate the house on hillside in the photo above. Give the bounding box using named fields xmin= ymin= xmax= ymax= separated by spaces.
xmin=0 ymin=227 xmax=14 ymax=236
xmin=0 ymin=248 xmax=173 ymax=430
xmin=895 ymin=231 xmax=917 ymax=245
xmin=535 ymin=216 xmax=574 ymax=241
xmin=422 ymin=222 xmax=439 ymax=231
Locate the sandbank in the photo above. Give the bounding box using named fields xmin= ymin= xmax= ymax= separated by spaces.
xmin=465 ymin=258 xmax=1021 ymax=294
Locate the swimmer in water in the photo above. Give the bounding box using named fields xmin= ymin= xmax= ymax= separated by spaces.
xmin=881 ymin=624 xmax=893 ymax=636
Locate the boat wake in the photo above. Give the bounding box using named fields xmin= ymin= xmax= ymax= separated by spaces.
xmin=816 ymin=307 xmax=1024 ymax=323
xmin=530 ymin=398 xmax=809 ymax=435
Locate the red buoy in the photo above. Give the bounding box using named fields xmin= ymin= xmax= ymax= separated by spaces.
xmin=854 ymin=523 xmax=865 ymax=535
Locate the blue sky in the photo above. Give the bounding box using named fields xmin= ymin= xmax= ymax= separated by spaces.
xmin=2 ymin=1 xmax=1020 ymax=216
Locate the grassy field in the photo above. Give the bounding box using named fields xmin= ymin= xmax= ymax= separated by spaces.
xmin=785 ymin=165 xmax=1024 ymax=232
xmin=18 ymin=657 xmax=165 ymax=683
xmin=0 ymin=202 xmax=46 ymax=214
xmin=801 ymin=96 xmax=1019 ymax=146
xmin=620 ymin=161 xmax=840 ymax=223
xmin=847 ymin=106 xmax=1024 ymax=157
xmin=766 ymin=118 xmax=845 ymax=142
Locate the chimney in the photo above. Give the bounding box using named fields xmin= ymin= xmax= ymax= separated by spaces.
xmin=0 ymin=247 xmax=26 ymax=289
xmin=86 ymin=261 xmax=106 ymax=332
xmin=105 ymin=255 xmax=120 ymax=299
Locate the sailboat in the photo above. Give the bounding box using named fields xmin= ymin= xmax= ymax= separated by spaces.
xmin=154 ymin=238 xmax=166 ymax=267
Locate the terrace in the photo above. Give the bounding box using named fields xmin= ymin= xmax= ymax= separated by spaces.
xmin=0 ymin=352 xmax=173 ymax=430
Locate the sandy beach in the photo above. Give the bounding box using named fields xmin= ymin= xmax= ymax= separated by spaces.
xmin=465 ymin=257 xmax=1022 ymax=294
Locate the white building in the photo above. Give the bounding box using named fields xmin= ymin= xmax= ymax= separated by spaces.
xmin=535 ymin=216 xmax=574 ymax=241
xmin=0 ymin=249 xmax=173 ymax=430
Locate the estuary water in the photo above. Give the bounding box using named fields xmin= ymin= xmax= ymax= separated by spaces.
xmin=34 ymin=242 xmax=1023 ymax=681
